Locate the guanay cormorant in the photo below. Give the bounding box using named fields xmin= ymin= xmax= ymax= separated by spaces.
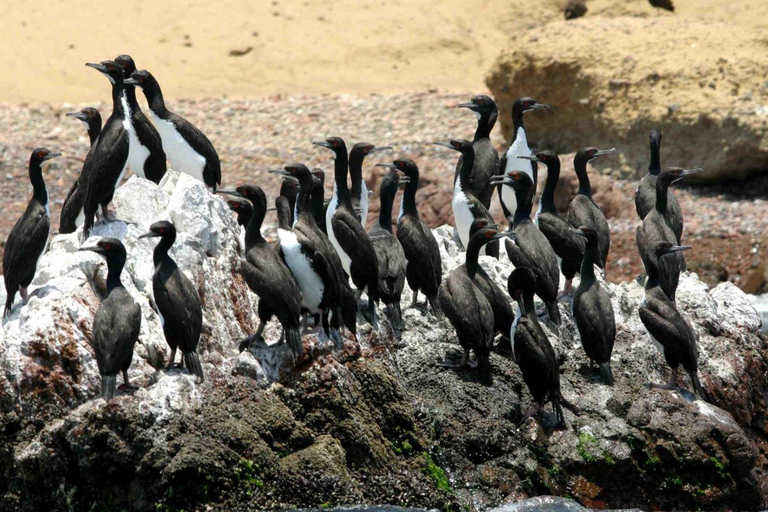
xmin=79 ymin=238 xmax=141 ymax=400
xmin=61 ymin=107 xmax=101 ymax=234
xmin=637 ymin=236 xmax=704 ymax=398
xmin=508 ymin=267 xmax=565 ymax=427
xmin=115 ymin=55 xmax=167 ymax=184
xmin=310 ymin=168 xmax=328 ymax=234
xmin=437 ymin=139 xmax=498 ymax=258
xmin=349 ymin=142 xmax=391 ymax=224
xmin=139 ymin=221 xmax=204 ymax=381
xmin=566 ymin=147 xmax=616 ymax=276
xmin=378 ymin=159 xmax=443 ymax=319
xmin=315 ymin=137 xmax=380 ymax=327
xmin=520 ymin=151 xmax=585 ymax=299
xmin=491 ymin=171 xmax=561 ymax=326
xmin=80 ymin=60 xmax=131 ymax=240
xmin=219 ymin=184 xmax=303 ymax=357
xmin=280 ymin=175 xmax=300 ymax=227
xmin=439 ymin=225 xmax=509 ymax=384
xmin=125 ymin=69 xmax=221 ymax=190
xmin=572 ymin=227 xmax=616 ymax=385
xmin=454 ymin=95 xmax=499 ymax=210
xmin=498 ymin=97 xmax=550 ymax=226
xmin=3 ymin=148 xmax=60 ymax=318
xmin=368 ymin=168 xmax=408 ymax=331
xmin=637 ymin=167 xmax=701 ymax=302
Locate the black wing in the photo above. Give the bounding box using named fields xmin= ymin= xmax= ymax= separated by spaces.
xmin=168 ymin=112 xmax=221 ymax=188
xmin=3 ymin=201 xmax=49 ymax=289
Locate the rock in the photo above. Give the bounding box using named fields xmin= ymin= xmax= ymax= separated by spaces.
xmin=486 ymin=16 xmax=768 ymax=182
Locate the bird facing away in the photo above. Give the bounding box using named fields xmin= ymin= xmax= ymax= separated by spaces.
xmin=454 ymin=94 xmax=500 ymax=210
xmin=4 ymin=148 xmax=60 ymax=318
xmin=60 ymin=108 xmax=101 ymax=234
xmin=280 ymin=176 xmax=300 ymax=227
xmin=508 ymin=267 xmax=565 ymax=428
xmin=379 ymin=159 xmax=443 ymax=319
xmin=491 ymin=171 xmax=561 ymax=326
xmin=79 ymin=238 xmax=141 ymax=400
xmin=139 ymin=221 xmax=204 ymax=381
xmin=125 ymin=69 xmax=221 ymax=190
xmin=115 ymin=55 xmax=167 ymax=184
xmin=572 ymin=226 xmax=616 ymax=385
xmin=638 ymin=239 xmax=704 ymax=398
xmin=520 ymin=150 xmax=585 ymax=299
xmin=439 ymin=224 xmax=509 ymax=384
xmin=566 ymin=147 xmax=616 ymax=276
xmin=349 ymin=142 xmax=391 ymax=224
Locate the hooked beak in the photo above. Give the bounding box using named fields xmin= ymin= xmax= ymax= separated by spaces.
xmin=458 ymin=102 xmax=480 ymax=111
xmin=517 ymin=155 xmax=540 ymax=163
xmin=268 ymin=169 xmax=291 ymax=177
xmin=66 ymin=111 xmax=89 ymax=121
xmin=42 ymin=153 xmax=62 ymax=162
xmin=594 ymin=148 xmax=617 ymax=157
xmin=369 ymin=146 xmax=392 ymax=154
xmin=433 ymin=141 xmax=457 ymax=151
xmin=399 ymin=176 xmax=411 ymax=184
xmin=674 ymin=168 xmax=703 ymax=182
xmin=491 ymin=230 xmax=515 ymax=242
xmin=667 ymin=245 xmax=692 ymax=254
xmin=489 ymin=175 xmax=513 ymax=187
xmin=123 ymin=77 xmax=139 ymax=86
xmin=78 ymin=245 xmax=104 ymax=254
xmin=85 ymin=62 xmax=107 ymax=73
xmin=312 ymin=141 xmax=333 ymax=150
xmin=216 ymin=189 xmax=244 ymax=198
xmin=527 ymin=102 xmax=551 ymax=111
xmin=375 ymin=163 xmax=398 ymax=169
xmin=138 ymin=231 xmax=160 ymax=240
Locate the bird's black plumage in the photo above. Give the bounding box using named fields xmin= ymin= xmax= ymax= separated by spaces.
xmin=634 ymin=130 xmax=686 ymax=243
xmin=566 ymin=147 xmax=615 ymax=276
xmin=225 ymin=197 xmax=253 ymax=227
xmin=638 ymin=238 xmax=704 ymax=398
xmin=115 ymin=55 xmax=167 ymax=184
xmin=649 ymin=0 xmax=674 ymax=12
xmin=368 ymin=169 xmax=408 ymax=331
xmin=491 ymin=171 xmax=561 ymax=326
xmin=525 ymin=150 xmax=585 ymax=298
xmin=80 ymin=60 xmax=131 ymax=240
xmin=139 ymin=221 xmax=204 ymax=381
xmin=79 ymin=238 xmax=141 ymax=400
xmin=385 ymin=159 xmax=443 ymax=319
xmin=310 ymin=168 xmax=328 ymax=234
xmin=439 ymin=225 xmax=506 ymax=384
xmin=572 ymin=227 xmax=616 ymax=385
xmin=349 ymin=142 xmax=390 ymax=224
xmin=280 ymin=177 xmax=300 ymax=227
xmin=4 ymin=149 xmax=60 ymax=317
xmin=453 ymin=95 xmax=499 ymax=210
xmin=61 ymin=108 xmax=101 ymax=234
xmin=637 ymin=167 xmax=700 ymax=302
xmin=125 ymin=69 xmax=221 ymax=190
xmin=440 ymin=139 xmax=498 ymax=258
xmin=508 ymin=267 xmax=565 ymax=427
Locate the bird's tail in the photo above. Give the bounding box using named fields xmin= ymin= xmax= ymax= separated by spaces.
xmin=477 ymin=353 xmax=493 ymax=386
xmin=427 ymin=295 xmax=444 ymax=321
xmin=102 ymin=374 xmax=117 ymax=401
xmin=546 ymin=300 xmax=561 ymax=326
xmin=690 ymin=370 xmax=705 ymax=398
xmin=4 ymin=292 xmax=15 ymax=319
xmin=386 ymin=301 xmax=403 ymax=331
xmin=184 ymin=351 xmax=205 ymax=382
xmin=600 ymin=362 xmax=615 ymax=386
xmin=285 ymin=327 xmax=303 ymax=363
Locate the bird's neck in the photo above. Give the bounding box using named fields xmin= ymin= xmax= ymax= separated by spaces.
xmin=349 ymin=153 xmax=364 ymax=204
xmin=111 ymin=81 xmax=127 ymax=119
xmin=513 ymin=184 xmax=534 ymax=227
xmin=245 ymin=206 xmax=266 ymax=247
xmin=333 ymin=153 xmax=352 ymax=206
xmin=540 ymin=163 xmax=560 ymax=213
xmin=310 ymin=183 xmax=325 ymax=223
xmin=142 ymin=78 xmax=168 ymax=115
xmin=580 ymin=239 xmax=598 ymax=281
xmin=649 ymin=142 xmax=661 ymax=176
xmin=521 ymin=292 xmax=537 ymax=321
xmin=474 ymin=110 xmax=497 ymax=141
xmin=378 ymin=188 xmax=396 ymax=233
xmin=87 ymin=121 xmax=102 ymax=146
xmin=574 ymin=156 xmax=592 ymax=197
xmin=152 ymin=236 xmax=175 ymax=267
xmin=512 ymin=110 xmax=526 ymax=137
xmin=465 ymin=239 xmax=485 ymax=279
xmin=123 ymin=84 xmax=140 ymax=111
xmin=29 ymin=162 xmax=48 ymax=207
xmin=458 ymin=150 xmax=475 ymax=191
xmin=401 ymin=175 xmax=419 ymax=216
xmin=296 ymin=177 xmax=313 ymax=220
xmin=654 ymin=179 xmax=670 ymax=214
xmin=106 ymin=257 xmax=126 ymax=292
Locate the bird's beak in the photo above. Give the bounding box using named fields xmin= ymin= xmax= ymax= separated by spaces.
xmin=268 ymin=169 xmax=291 ymax=177
xmin=667 ymin=245 xmax=692 ymax=254
xmin=490 ymin=175 xmax=513 ymax=187
xmin=458 ymin=102 xmax=479 ymax=111
xmin=312 ymin=141 xmax=333 ymax=149
xmin=674 ymin=168 xmax=703 ymax=182
xmin=78 ymin=245 xmax=103 ymax=254
xmin=138 ymin=232 xmax=160 ymax=239
xmin=85 ymin=62 xmax=107 ymax=73
xmin=43 ymin=153 xmax=62 ymax=162
xmin=433 ymin=141 xmax=456 ymax=151
xmin=491 ymin=230 xmax=515 ymax=241
xmin=375 ymin=163 xmax=398 ymax=169
xmin=123 ymin=77 xmax=139 ymax=86
xmin=517 ymin=155 xmax=540 ymax=163
xmin=594 ymin=148 xmax=617 ymax=157
xmin=266 ymin=207 xmax=277 ymax=212
xmin=216 ymin=189 xmax=244 ymax=198
xmin=399 ymin=176 xmax=411 ymax=184
xmin=282 ymin=176 xmax=300 ymax=184
xmin=528 ymin=102 xmax=551 ymax=111
xmin=369 ymin=146 xmax=392 ymax=154
xmin=66 ymin=112 xmax=88 ymax=121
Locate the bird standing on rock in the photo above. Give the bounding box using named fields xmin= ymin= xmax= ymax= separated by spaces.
xmin=454 ymin=95 xmax=500 ymax=210
xmin=125 ymin=69 xmax=221 ymax=190
xmin=4 ymin=148 xmax=60 ymax=318
xmin=567 ymin=147 xmax=616 ymax=277
xmin=60 ymin=108 xmax=101 ymax=234
xmin=79 ymin=238 xmax=141 ymax=400
xmin=139 ymin=221 xmax=204 ymax=381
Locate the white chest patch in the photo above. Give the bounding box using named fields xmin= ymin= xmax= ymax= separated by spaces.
xmin=326 ymin=187 xmax=352 ymax=274
xmin=278 ymin=228 xmax=325 ymax=313
xmin=122 ymin=95 xmax=151 ymax=179
xmin=510 ymin=306 xmax=522 ymax=361
xmin=503 ymin=127 xmax=535 ymax=218
xmin=36 ymin=202 xmax=50 ymax=273
xmin=360 ymin=181 xmax=369 ymax=223
xmin=150 ymin=111 xmax=206 ymax=183
xmin=452 ymin=180 xmax=474 ymax=249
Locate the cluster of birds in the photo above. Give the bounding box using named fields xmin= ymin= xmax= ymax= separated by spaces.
xmin=2 ymin=57 xmax=705 ymax=426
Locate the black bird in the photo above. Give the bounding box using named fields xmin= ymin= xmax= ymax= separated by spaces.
xmin=637 ymin=167 xmax=701 ymax=301
xmin=80 ymin=60 xmax=131 ymax=240
xmin=454 ymin=95 xmax=499 ymax=210
xmin=571 ymin=227 xmax=616 ymax=385
xmin=508 ymin=267 xmax=565 ymax=427
xmin=638 ymin=237 xmax=704 ymax=397
xmin=649 ymin=0 xmax=674 ymax=12
xmin=380 ymin=159 xmax=443 ymax=319
xmin=139 ymin=221 xmax=204 ymax=381
xmin=225 ymin=196 xmax=254 ymax=227
xmin=368 ymin=168 xmax=408 ymax=331
xmin=437 ymin=139 xmax=498 ymax=258
xmin=491 ymin=171 xmax=561 ymax=326
xmin=60 ymin=107 xmax=101 ymax=234
xmin=79 ymin=238 xmax=141 ymax=400
xmin=468 ymin=218 xmax=514 ymax=343
xmin=219 ymin=184 xmax=303 ymax=357
xmin=564 ymin=0 xmax=588 ymax=19
xmin=3 ymin=149 xmax=60 ymax=317
xmin=498 ymin=97 xmax=551 ymax=226
xmin=125 ymin=69 xmax=221 ymax=190
xmin=115 ymin=55 xmax=167 ymax=184
xmin=310 ymin=168 xmax=328 ymax=234
xmin=635 ymin=131 xmax=687 ymax=244
xmin=280 ymin=175 xmax=300 ymax=227
xmin=520 ymin=151 xmax=585 ymax=299
xmin=349 ymin=142 xmax=391 ymax=224
xmin=315 ymin=137 xmax=380 ymax=327
xmin=439 ymin=225 xmax=508 ymax=384
xmin=566 ymin=147 xmax=616 ymax=276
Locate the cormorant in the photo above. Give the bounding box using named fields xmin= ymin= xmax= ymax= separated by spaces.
xmin=280 ymin=175 xmax=300 ymax=227
xmin=310 ymin=168 xmax=328 ymax=234
xmin=61 ymin=107 xmax=101 ymax=234
xmin=349 ymin=142 xmax=391 ymax=224
xmin=454 ymin=95 xmax=499 ymax=210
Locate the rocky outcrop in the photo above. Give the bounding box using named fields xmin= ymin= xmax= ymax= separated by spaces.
xmin=1 ymin=176 xmax=767 ymax=511
xmin=486 ymin=16 xmax=768 ymax=182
